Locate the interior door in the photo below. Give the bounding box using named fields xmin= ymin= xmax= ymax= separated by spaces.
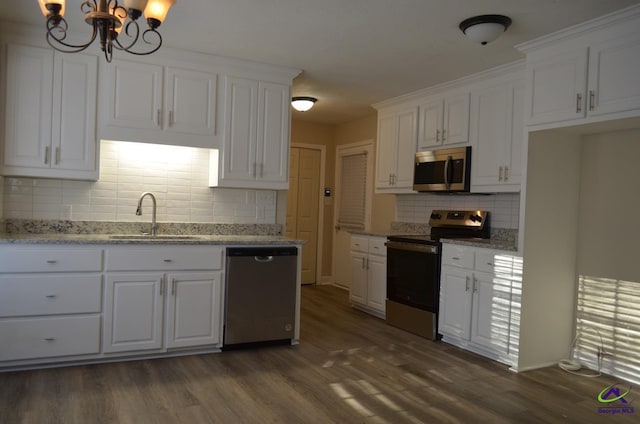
xmin=287 ymin=147 xmax=321 ymax=284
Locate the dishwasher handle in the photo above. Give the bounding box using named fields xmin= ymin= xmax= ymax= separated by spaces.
xmin=255 ymin=256 xmax=274 ymax=263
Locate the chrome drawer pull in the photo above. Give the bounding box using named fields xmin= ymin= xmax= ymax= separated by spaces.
xmin=44 ymin=337 xmax=56 ymax=341
xmin=45 ymin=294 xmax=57 ymax=298
xmin=46 ymin=260 xmax=58 ymax=264
xmin=163 ymin=259 xmax=173 ymax=262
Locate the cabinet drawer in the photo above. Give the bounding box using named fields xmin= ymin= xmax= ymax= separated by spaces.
xmin=0 ymin=248 xmax=103 ymax=273
xmin=0 ymin=315 xmax=101 ymax=361
xmin=475 ymin=250 xmax=499 ymax=273
xmin=106 ymin=246 xmax=223 ymax=271
xmin=368 ymin=237 xmax=387 ymax=255
xmin=350 ymin=235 xmax=369 ymax=253
xmin=442 ymin=245 xmax=474 ymax=269
xmin=0 ymin=275 xmax=102 ymax=317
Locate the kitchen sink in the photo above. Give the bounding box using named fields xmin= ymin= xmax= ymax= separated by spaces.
xmin=108 ymin=235 xmax=201 ymax=240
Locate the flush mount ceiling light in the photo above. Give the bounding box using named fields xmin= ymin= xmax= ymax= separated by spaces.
xmin=291 ymin=96 xmax=317 ymax=112
xmin=37 ymin=0 xmax=176 ymax=62
xmin=459 ymin=14 xmax=512 ymax=45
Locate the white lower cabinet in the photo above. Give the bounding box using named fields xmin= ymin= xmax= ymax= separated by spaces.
xmin=0 ymin=244 xmax=226 ymax=369
xmin=0 ymin=246 xmax=103 ymax=363
xmin=439 ymin=243 xmax=522 ymax=366
xmin=104 ymin=246 xmax=224 ymax=354
xmin=349 ymin=235 xmax=386 ymax=318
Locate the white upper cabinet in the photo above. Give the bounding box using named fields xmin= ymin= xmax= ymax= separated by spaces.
xmin=210 ymin=77 xmax=290 ymax=189
xmin=99 ymin=58 xmax=218 ymax=148
xmin=470 ymin=72 xmax=525 ymax=192
xmin=3 ymin=44 xmax=98 ymax=180
xmin=418 ymin=92 xmax=470 ymax=150
xmin=375 ymin=106 xmax=417 ymax=193
xmin=526 ymin=48 xmax=588 ymax=126
xmin=520 ymin=6 xmax=640 ymax=129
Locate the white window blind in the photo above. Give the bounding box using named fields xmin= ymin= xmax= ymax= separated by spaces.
xmin=574 ymin=275 xmax=640 ymax=385
xmin=337 ymin=152 xmax=367 ymax=230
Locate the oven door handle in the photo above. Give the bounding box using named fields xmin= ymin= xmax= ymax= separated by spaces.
xmin=385 ymin=241 xmax=439 ymax=254
xmin=444 ymin=155 xmax=452 ymax=189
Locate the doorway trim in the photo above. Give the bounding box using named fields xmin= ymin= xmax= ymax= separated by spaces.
xmin=291 ymin=143 xmax=327 ymax=285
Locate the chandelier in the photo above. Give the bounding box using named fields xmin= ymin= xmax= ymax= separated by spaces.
xmin=37 ymin=0 xmax=176 ymax=62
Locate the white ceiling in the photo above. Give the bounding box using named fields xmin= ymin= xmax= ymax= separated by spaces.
xmin=2 ymin=0 xmax=640 ymax=124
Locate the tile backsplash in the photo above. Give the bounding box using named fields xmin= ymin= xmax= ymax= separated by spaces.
xmin=2 ymin=141 xmax=276 ymax=224
xmin=396 ymin=192 xmax=520 ymax=229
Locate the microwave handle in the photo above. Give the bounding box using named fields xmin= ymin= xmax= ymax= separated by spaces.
xmin=444 ymin=155 xmax=452 ymax=189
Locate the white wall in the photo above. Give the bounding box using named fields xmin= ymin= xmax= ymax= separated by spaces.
xmin=396 ymin=192 xmax=520 ymax=229
xmin=2 ymin=141 xmax=276 ymax=224
xmin=518 ymin=131 xmax=583 ymax=371
xmin=577 ymin=129 xmax=640 ymax=282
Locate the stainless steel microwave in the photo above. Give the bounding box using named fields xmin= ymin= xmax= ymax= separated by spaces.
xmin=413 ymin=146 xmax=471 ymax=192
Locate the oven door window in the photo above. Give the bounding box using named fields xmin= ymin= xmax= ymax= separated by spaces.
xmin=387 ymin=246 xmax=440 ymax=312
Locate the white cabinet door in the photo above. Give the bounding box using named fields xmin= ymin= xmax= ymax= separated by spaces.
xmin=526 ymin=48 xmax=588 ymax=126
xmin=3 ymin=44 xmax=53 ymax=170
xmin=165 ymin=272 xmax=223 ymax=349
xmin=349 ymin=252 xmax=367 ymax=305
xmin=443 ymin=93 xmax=470 ymax=145
xmin=164 ymin=67 xmax=217 ymax=136
xmin=256 ymin=81 xmax=290 ymax=186
xmin=438 ymin=266 xmax=472 ymax=340
xmin=3 ymin=45 xmax=98 ymax=179
xmin=470 ymin=79 xmax=524 ymax=192
xmin=587 ymin=33 xmax=640 ymax=117
xmin=367 ymin=254 xmax=387 ymax=313
xmin=103 ymin=59 xmax=163 ymax=131
xmin=52 ymin=53 xmax=98 ymax=173
xmin=221 ymin=76 xmax=258 ymax=182
xmin=417 ymin=99 xmax=443 ymax=149
xmin=375 ymin=113 xmax=398 ymax=189
xmin=104 ymin=273 xmax=164 ymax=353
xmin=215 ymin=77 xmax=290 ymax=189
xmin=470 ymin=271 xmax=511 ymax=356
xmin=375 ymin=107 xmax=417 ymax=192
xmin=418 ymin=93 xmax=469 ymax=150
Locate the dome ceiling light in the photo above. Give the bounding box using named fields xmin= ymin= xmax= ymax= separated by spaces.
xmin=459 ymin=14 xmax=512 ymax=45
xmin=291 ymin=96 xmax=317 ymax=112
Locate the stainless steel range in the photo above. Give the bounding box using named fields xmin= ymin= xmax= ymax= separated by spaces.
xmin=385 ymin=210 xmax=489 ymax=340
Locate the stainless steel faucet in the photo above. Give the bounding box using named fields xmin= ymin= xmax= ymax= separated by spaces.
xmin=136 ymin=192 xmax=158 ymax=236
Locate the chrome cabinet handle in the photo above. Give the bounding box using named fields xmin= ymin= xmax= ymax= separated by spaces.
xmin=436 ymin=129 xmax=440 ymax=142
xmin=157 ymin=109 xmax=162 ymax=127
xmin=44 ymin=146 xmax=50 ymax=165
xmin=55 ymin=147 xmax=60 ymax=164
xmin=465 ymin=276 xmax=470 ymax=292
xmin=498 ymin=166 xmax=504 ymax=181
xmin=504 ymin=166 xmax=509 ymax=181
xmin=361 ymin=257 xmax=365 ymax=269
xmin=163 ymin=259 xmax=172 ymax=262
xmin=45 ymin=294 xmax=57 ymax=298
xmin=259 ymin=164 xmax=263 ymax=178
xmin=576 ymin=93 xmax=582 ymax=113
xmin=160 ymin=277 xmax=164 ymax=296
xmin=473 ymin=276 xmax=478 ymax=293
xmin=589 ymin=90 xmax=595 ymax=111
xmin=169 ymin=110 xmax=174 ymax=127
xmin=171 ymin=279 xmax=176 ymax=296
xmin=442 ymin=129 xmax=446 ymax=141
xmin=44 ymin=337 xmax=55 ymax=341
xmin=46 ymin=260 xmax=58 ymax=264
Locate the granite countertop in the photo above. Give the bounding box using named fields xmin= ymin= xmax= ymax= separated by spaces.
xmin=0 ymin=233 xmax=304 ymax=246
xmin=440 ymin=237 xmax=518 ymax=252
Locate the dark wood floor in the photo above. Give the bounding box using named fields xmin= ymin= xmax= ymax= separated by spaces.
xmin=1 ymin=285 xmax=636 ymax=423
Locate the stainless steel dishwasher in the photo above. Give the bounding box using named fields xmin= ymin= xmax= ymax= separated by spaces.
xmin=224 ymin=246 xmax=298 ymax=347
